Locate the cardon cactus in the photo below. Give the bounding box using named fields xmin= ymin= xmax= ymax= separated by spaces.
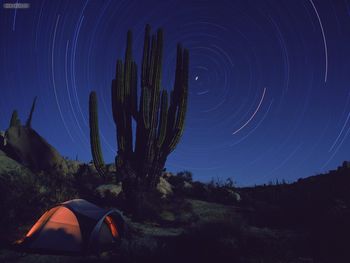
xmin=89 ymin=25 xmax=189 ymax=193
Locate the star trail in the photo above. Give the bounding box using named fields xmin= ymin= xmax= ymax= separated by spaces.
xmin=1 ymin=0 xmax=350 ymax=186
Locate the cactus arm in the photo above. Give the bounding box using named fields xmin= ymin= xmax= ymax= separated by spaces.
xmin=161 ymin=47 xmax=189 ymax=154
xmin=157 ymin=89 xmax=168 ymax=147
xmin=131 ymin=61 xmax=138 ymax=119
xmin=123 ymin=31 xmax=134 ymax=156
xmin=142 ymin=88 xmax=151 ymax=129
xmin=168 ymin=48 xmax=189 ymax=151
xmin=141 ymin=24 xmax=151 ymax=89
xmin=89 ymin=91 xmax=106 ymax=177
xmin=149 ymin=30 xmax=163 ymax=141
xmin=115 ymin=60 xmax=126 ymax=153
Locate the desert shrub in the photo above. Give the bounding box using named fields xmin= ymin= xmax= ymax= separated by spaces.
xmin=186 ymin=181 xmax=209 ymax=199
xmin=0 ymin=172 xmax=41 ymax=244
xmin=167 ymin=171 xmax=193 ymax=196
xmin=183 ymin=177 xmax=239 ymax=205
xmin=207 ymin=178 xmax=238 ymax=204
xmin=73 ymin=164 xmax=105 ymax=198
xmin=94 ymin=188 xmax=120 ymax=208
xmin=208 ymin=177 xmax=235 ymax=188
xmin=34 ymin=171 xmax=77 ymax=207
xmin=175 ymin=170 xmax=193 ymax=182
xmin=158 ymin=197 xmax=197 ymax=226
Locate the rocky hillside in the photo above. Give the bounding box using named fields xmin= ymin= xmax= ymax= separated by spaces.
xmin=0 ymin=103 xmax=81 ymax=175
xmin=2 ymin=125 xmax=69 ymax=173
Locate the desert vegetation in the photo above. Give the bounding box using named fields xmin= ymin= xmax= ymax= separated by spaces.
xmin=89 ymin=25 xmax=189 ymax=215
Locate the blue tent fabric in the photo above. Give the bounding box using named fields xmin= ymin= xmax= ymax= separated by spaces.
xmin=62 ymin=199 xmax=109 ymax=223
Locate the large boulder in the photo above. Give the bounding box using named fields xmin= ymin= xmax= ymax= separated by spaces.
xmin=157 ymin=177 xmax=173 ymax=198
xmin=96 ymin=183 xmax=123 ymax=198
xmin=2 ymin=125 xmax=68 ymax=174
xmin=226 ymin=189 xmax=241 ymax=202
xmin=96 ymin=177 xmax=174 ymax=200
xmin=184 ymin=181 xmax=193 ymax=189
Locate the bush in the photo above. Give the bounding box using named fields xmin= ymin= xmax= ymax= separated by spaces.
xmin=167 ymin=171 xmax=193 ymax=196
xmin=182 ymin=177 xmax=239 ymax=205
xmin=73 ymin=164 xmax=106 ymax=198
xmin=0 ymin=171 xmax=41 ymax=244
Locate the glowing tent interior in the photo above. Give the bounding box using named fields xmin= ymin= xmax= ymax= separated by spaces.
xmin=15 ymin=199 xmax=125 ymax=255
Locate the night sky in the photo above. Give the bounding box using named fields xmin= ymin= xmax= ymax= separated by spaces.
xmin=1 ymin=0 xmax=350 ymax=186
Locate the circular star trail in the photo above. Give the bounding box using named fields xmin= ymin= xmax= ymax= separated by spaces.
xmin=1 ymin=0 xmax=350 ymax=186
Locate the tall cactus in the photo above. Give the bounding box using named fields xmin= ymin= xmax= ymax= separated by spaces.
xmin=89 ymin=25 xmax=189 ymax=191
xmin=89 ymin=92 xmax=106 ymax=177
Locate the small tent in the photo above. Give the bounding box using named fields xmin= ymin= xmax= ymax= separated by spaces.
xmin=16 ymin=199 xmax=125 ymax=255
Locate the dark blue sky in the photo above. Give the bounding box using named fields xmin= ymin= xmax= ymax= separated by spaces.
xmin=1 ymin=0 xmax=350 ymax=185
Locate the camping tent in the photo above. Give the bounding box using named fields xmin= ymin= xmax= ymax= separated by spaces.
xmin=16 ymin=199 xmax=125 ymax=255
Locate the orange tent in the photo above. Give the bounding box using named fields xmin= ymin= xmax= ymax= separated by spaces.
xmin=16 ymin=199 xmax=125 ymax=255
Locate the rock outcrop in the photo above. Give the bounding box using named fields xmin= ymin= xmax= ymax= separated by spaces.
xmin=2 ymin=125 xmax=68 ymax=173
xmin=96 ymin=183 xmax=123 ymax=198
xmin=0 ymin=99 xmax=70 ymax=174
xmin=157 ymin=177 xmax=173 ymax=198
